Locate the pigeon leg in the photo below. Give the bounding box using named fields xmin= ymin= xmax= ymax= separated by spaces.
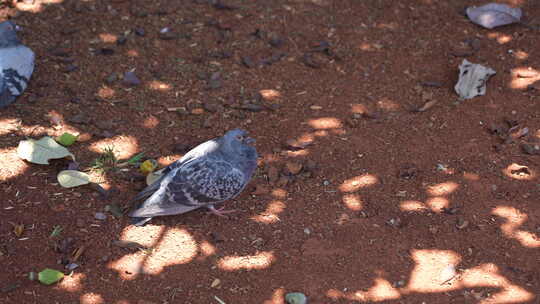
xmin=207 ymin=205 xmax=238 ymax=217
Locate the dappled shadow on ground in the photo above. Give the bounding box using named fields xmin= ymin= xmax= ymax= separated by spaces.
xmin=1 ymin=0 xmax=540 ymax=303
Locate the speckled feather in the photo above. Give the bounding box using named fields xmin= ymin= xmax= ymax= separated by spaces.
xmin=0 ymin=21 xmax=35 ymax=108
xmin=129 ymin=129 xmax=258 ymax=225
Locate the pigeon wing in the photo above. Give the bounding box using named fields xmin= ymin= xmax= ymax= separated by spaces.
xmin=129 ymin=158 xmax=246 ymax=218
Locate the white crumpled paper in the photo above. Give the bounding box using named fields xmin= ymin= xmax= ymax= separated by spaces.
xmin=455 ymin=59 xmax=496 ymax=100
xmin=466 ymin=3 xmax=522 ymax=29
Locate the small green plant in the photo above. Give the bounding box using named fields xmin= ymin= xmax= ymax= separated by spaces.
xmin=49 ymin=225 xmax=63 ymax=238
xmin=90 ymin=146 xmax=117 ymax=173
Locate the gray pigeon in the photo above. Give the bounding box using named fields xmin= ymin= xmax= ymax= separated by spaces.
xmin=0 ymin=20 xmax=34 ymax=108
xmin=129 ymin=129 xmax=258 ymax=226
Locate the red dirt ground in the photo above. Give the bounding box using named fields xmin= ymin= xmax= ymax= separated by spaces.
xmin=1 ymin=0 xmax=539 ymax=303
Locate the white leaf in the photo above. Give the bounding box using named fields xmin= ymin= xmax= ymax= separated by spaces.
xmin=455 ymin=59 xmax=496 ymax=99
xmin=17 ymin=137 xmax=75 ymax=165
xmin=466 ymin=3 xmax=522 ymax=29
xmin=57 ymin=170 xmax=91 ymax=188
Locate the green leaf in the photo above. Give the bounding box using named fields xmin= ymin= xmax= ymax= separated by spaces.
xmin=37 ymin=269 xmax=64 ymax=285
xmin=55 ymin=133 xmax=78 ymax=147
xmin=17 ymin=137 xmax=75 ymax=165
xmin=126 ymin=152 xmax=145 ymax=165
xmin=57 ymin=170 xmax=91 ymax=188
xmin=49 ymin=225 xmax=63 ymax=238
xmin=146 ymin=168 xmax=165 ymax=186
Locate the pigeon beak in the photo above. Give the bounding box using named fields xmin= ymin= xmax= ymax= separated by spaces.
xmin=245 ymin=137 xmax=256 ymax=145
xmin=14 ymin=25 xmax=22 ymax=32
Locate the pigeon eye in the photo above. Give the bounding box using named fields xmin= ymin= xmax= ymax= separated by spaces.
xmin=235 ymin=135 xmax=244 ymax=141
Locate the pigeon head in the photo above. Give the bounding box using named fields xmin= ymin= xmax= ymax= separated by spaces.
xmin=222 ymin=129 xmax=257 ymax=159
xmin=0 ymin=20 xmax=21 ymax=47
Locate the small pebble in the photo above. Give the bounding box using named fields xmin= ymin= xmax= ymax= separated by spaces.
xmin=323 ymin=180 xmax=330 ymax=186
xmin=134 ymin=28 xmax=145 ymax=36
xmin=285 ymin=292 xmax=307 ymax=304
xmin=94 ymin=212 xmax=107 ymax=220
xmin=117 ymin=35 xmax=128 ymax=45
xmin=303 ymin=228 xmax=311 ymax=235
xmin=123 ymin=71 xmax=141 ymax=86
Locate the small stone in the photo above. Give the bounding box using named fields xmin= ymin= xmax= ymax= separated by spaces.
xmin=94 ymin=212 xmax=107 ymax=220
xmin=386 ymin=217 xmax=402 ymax=228
xmin=116 ymin=35 xmax=128 ymax=45
xmin=134 ymin=28 xmax=145 ymax=36
xmin=303 ymin=228 xmax=311 ymax=235
xmin=159 ymin=27 xmax=178 ymax=40
xmin=123 ymin=71 xmax=141 ymax=86
xmin=323 ymin=180 xmax=330 ymax=186
xmin=456 ymin=217 xmax=469 ymax=229
xmin=210 ymin=278 xmax=221 ymax=288
xmin=285 ymin=292 xmax=307 ymax=304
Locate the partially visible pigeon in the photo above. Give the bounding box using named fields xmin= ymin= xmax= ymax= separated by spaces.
xmin=0 ymin=20 xmax=35 ymax=108
xmin=129 ymin=129 xmax=258 ymax=226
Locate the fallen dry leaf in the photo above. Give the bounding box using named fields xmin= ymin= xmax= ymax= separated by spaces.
xmin=412 ymin=99 xmax=439 ymax=112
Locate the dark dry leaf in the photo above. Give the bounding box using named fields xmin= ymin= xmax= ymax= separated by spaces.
xmin=310 ymin=40 xmax=331 ymax=53
xmin=13 ymin=224 xmax=24 ymax=237
xmin=91 ymin=184 xmax=110 ymax=200
xmin=268 ymin=33 xmax=284 ymax=47
xmin=521 ymin=143 xmax=540 ymax=155
xmin=412 ymin=100 xmax=439 ymax=112
xmin=285 ymin=138 xmax=313 ymax=150
xmin=55 ymin=238 xmax=75 ymax=254
xmin=99 ymin=48 xmax=115 ymax=55
xmin=241 ymin=56 xmax=257 ymax=68
xmin=261 ymin=52 xmax=286 ymax=65
xmin=213 ymin=0 xmax=238 ymax=10
xmin=71 ymin=245 xmax=85 ymax=262
xmin=421 ymin=81 xmax=443 ymax=88
xmin=488 ymin=123 xmax=509 ymax=136
xmin=68 ymin=113 xmax=90 ymax=125
xmin=49 ymin=47 xmax=71 ymax=57
xmin=240 ymin=103 xmax=264 ymax=112
xmin=302 ymin=53 xmax=321 ymax=68
xmin=1 ymin=283 xmax=20 ymax=293
xmin=398 ymin=164 xmax=417 ymax=179
xmin=112 ymin=240 xmax=146 ymax=249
